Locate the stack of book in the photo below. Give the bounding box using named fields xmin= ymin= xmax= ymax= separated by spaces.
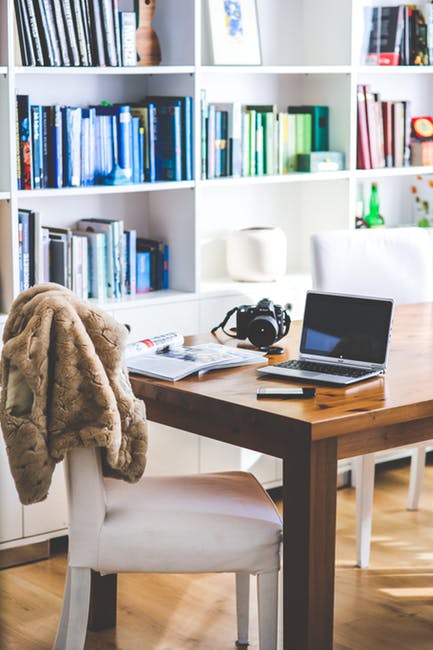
xmin=16 ymin=210 xmax=169 ymax=299
xmin=362 ymin=4 xmax=433 ymax=66
xmin=200 ymin=96 xmax=340 ymax=178
xmin=16 ymin=94 xmax=193 ymax=189
xmin=14 ymin=0 xmax=137 ymax=67
xmin=356 ymin=84 xmax=411 ymax=170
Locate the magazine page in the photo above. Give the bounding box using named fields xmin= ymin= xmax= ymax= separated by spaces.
xmin=127 ymin=342 xmax=266 ymax=381
xmin=125 ymin=331 xmax=184 ymax=361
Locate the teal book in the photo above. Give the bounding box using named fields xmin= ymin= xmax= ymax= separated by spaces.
xmin=288 ymin=105 xmax=329 ymax=151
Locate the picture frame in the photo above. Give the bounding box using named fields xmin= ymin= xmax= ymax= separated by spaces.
xmin=206 ymin=0 xmax=262 ymax=65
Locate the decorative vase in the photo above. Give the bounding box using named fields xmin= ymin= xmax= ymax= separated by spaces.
xmin=135 ymin=0 xmax=162 ymax=66
xmin=226 ymin=227 xmax=287 ymax=282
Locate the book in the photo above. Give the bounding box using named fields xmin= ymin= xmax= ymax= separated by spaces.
xmin=100 ymin=0 xmax=118 ymax=65
xmin=288 ymin=105 xmax=329 ymax=152
xmin=22 ymin=0 xmax=45 ymax=65
xmin=17 ymin=94 xmax=33 ymax=190
xmin=51 ymin=0 xmax=71 ymax=65
xmin=365 ymin=5 xmax=404 ymax=66
xmin=120 ymin=10 xmax=136 ymax=66
xmin=48 ymin=228 xmax=70 ymax=287
xmin=18 ymin=209 xmax=31 ymax=290
xmin=364 ymin=85 xmax=381 ymax=169
xmin=125 ymin=331 xmax=184 ymax=360
xmin=124 ymin=228 xmax=136 ymax=295
xmin=62 ymin=105 xmax=82 ymax=187
xmin=81 ymin=107 xmax=96 ymax=186
xmin=73 ymin=229 xmax=106 ymax=299
xmin=14 ymin=0 xmax=36 ymax=66
xmin=32 ymin=0 xmax=56 ymax=65
xmin=392 ymin=100 xmax=405 ymax=167
xmin=70 ymin=0 xmax=90 ymax=65
xmin=47 ymin=104 xmax=63 ymax=187
xmin=87 ymin=0 xmax=106 ymax=65
xmin=39 ymin=0 xmax=62 ymax=66
xmin=381 ymin=100 xmax=393 ymax=167
xmin=155 ymin=104 xmax=182 ymax=181
xmin=71 ymin=232 xmax=89 ymax=299
xmin=60 ymin=0 xmax=81 ymax=66
xmin=30 ymin=104 xmax=43 ymax=188
xmin=126 ymin=342 xmax=266 ymax=382
xmin=356 ymin=84 xmax=371 ymax=170
xmin=77 ymin=218 xmax=117 ymax=297
xmin=136 ymin=250 xmax=151 ymax=293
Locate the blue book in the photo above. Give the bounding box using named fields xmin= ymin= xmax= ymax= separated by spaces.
xmin=47 ymin=104 xmax=63 ymax=188
xmin=124 ymin=229 xmax=137 ymax=296
xmin=81 ymin=107 xmax=96 ymax=186
xmin=146 ymin=102 xmax=157 ymax=182
xmin=131 ymin=116 xmax=141 ymax=183
xmin=136 ymin=251 xmax=151 ymax=293
xmin=163 ymin=243 xmax=169 ymax=289
xmin=41 ymin=105 xmax=49 ymax=188
xmin=138 ymin=126 xmax=145 ymax=183
xmin=94 ymin=112 xmax=114 ymax=183
xmin=73 ymin=230 xmax=106 ymax=299
xmin=155 ymin=104 xmax=182 ymax=181
xmin=30 ymin=105 xmax=43 ymax=189
xmin=147 ymin=96 xmax=193 ymax=180
xmin=77 ymin=218 xmax=115 ymax=298
xmin=115 ymin=104 xmax=132 ymax=181
xmin=62 ymin=106 xmax=82 ymax=187
xmin=18 ymin=209 xmax=30 ymax=290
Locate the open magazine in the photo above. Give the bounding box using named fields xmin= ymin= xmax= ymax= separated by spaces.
xmin=126 ymin=333 xmax=266 ymax=381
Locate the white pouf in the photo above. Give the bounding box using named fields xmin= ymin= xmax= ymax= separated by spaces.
xmin=227 ymin=227 xmax=287 ymax=282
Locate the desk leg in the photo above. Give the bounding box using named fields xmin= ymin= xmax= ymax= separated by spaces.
xmin=282 ymin=437 xmax=338 ymax=650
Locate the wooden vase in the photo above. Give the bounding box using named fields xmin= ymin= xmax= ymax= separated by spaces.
xmin=135 ymin=0 xmax=162 ymax=66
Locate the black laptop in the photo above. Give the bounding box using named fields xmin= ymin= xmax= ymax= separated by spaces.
xmin=257 ymin=291 xmax=395 ymax=386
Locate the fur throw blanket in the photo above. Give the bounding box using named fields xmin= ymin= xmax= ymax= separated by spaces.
xmin=0 ymin=283 xmax=148 ymax=505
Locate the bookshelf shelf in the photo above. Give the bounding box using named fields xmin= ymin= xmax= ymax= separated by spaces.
xmin=13 ymin=65 xmax=196 ymax=76
xmin=18 ymin=181 xmax=195 ymax=198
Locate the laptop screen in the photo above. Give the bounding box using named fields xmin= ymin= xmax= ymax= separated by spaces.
xmin=300 ymin=292 xmax=394 ymax=365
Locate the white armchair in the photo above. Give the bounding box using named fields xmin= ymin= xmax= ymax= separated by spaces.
xmin=54 ymin=447 xmax=282 ymax=649
xmin=310 ymin=226 xmax=433 ymax=568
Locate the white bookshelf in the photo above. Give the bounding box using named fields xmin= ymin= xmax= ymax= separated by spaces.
xmin=1 ymin=0 xmax=433 ymax=552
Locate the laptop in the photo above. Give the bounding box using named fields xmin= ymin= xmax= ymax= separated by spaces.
xmin=257 ymin=291 xmax=395 ymax=386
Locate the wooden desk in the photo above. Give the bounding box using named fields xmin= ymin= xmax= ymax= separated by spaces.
xmin=94 ymin=303 xmax=433 ymax=649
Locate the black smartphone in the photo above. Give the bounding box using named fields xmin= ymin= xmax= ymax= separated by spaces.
xmin=257 ymin=386 xmax=316 ymax=399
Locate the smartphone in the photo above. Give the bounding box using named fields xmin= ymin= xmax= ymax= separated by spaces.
xmin=257 ymin=386 xmax=316 ymax=399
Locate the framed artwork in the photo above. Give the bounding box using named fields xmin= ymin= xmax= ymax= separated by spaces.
xmin=206 ymin=0 xmax=262 ymax=65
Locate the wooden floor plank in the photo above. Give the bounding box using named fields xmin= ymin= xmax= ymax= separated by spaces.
xmin=1 ymin=460 xmax=433 ymax=649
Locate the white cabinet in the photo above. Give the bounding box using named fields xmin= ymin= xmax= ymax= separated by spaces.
xmin=1 ymin=0 xmax=431 ymax=549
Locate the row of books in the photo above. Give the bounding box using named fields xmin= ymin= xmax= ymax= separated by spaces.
xmin=363 ymin=4 xmax=433 ymax=66
xmin=17 ymin=210 xmax=169 ymax=299
xmin=14 ymin=0 xmax=137 ymax=67
xmin=356 ymin=84 xmax=411 ymax=170
xmin=16 ymin=94 xmax=193 ymax=189
xmin=200 ymin=96 xmax=330 ymax=178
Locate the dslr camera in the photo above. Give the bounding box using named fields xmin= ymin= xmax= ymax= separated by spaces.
xmin=212 ymin=297 xmax=291 ymax=350
xmin=236 ymin=298 xmax=290 ymax=348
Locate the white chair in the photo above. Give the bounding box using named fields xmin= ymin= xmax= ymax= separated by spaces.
xmin=54 ymin=447 xmax=282 ymax=650
xmin=310 ymin=227 xmax=433 ymax=568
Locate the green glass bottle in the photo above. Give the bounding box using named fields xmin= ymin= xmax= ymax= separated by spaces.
xmin=365 ymin=182 xmax=385 ymax=228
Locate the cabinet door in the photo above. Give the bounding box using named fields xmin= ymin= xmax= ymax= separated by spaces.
xmin=112 ymin=299 xmax=199 ymax=341
xmin=0 ymin=433 xmax=22 ymax=543
xmin=23 ymin=463 xmax=68 ymax=538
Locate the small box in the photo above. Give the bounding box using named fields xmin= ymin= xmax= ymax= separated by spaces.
xmin=297 ymin=151 xmax=345 ymax=172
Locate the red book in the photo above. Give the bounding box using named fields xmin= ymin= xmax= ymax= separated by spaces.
xmin=16 ymin=94 xmax=33 ymax=190
xmin=381 ymin=101 xmax=393 ymax=167
xmin=365 ymin=6 xmax=404 ymax=66
xmin=356 ymin=84 xmax=371 ymax=170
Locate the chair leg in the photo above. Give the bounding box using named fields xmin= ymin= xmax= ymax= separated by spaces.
xmin=354 ymin=454 xmax=375 ymax=568
xmin=54 ymin=566 xmax=91 ymax=650
xmin=235 ymin=573 xmax=250 ymax=646
xmin=407 ymin=446 xmax=426 ymax=510
xmin=257 ymin=571 xmax=278 ymax=650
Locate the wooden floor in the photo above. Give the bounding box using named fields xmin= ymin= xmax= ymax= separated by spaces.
xmin=2 ymin=461 xmax=433 ymax=649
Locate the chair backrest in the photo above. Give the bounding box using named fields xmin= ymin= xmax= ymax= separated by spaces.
xmin=65 ymin=448 xmax=106 ymax=566
xmin=310 ymin=228 xmax=433 ymax=304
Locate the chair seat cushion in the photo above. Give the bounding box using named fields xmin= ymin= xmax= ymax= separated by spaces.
xmin=94 ymin=471 xmax=282 ymax=574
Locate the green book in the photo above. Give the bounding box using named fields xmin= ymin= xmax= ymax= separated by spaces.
xmin=288 ymin=105 xmax=329 ymax=151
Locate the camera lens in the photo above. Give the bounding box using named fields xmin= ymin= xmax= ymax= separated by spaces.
xmin=247 ymin=316 xmax=278 ymax=347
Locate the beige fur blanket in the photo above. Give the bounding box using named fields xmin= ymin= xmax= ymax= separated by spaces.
xmin=0 ymin=283 xmax=148 ymax=505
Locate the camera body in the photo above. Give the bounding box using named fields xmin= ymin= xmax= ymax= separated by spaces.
xmin=236 ymin=298 xmax=290 ymax=348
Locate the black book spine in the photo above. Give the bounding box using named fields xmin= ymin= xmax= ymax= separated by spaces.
xmin=88 ymin=0 xmax=106 ymax=65
xmin=70 ymin=0 xmax=90 ymax=65
xmin=14 ymin=0 xmax=33 ymax=65
xmin=61 ymin=0 xmax=81 ymax=65
xmin=50 ymin=0 xmax=71 ymax=65
xmin=23 ymin=0 xmax=45 ymax=65
xmin=32 ymin=0 xmax=56 ymax=65
xmin=79 ymin=0 xmax=94 ymax=65
xmin=100 ymin=0 xmax=118 ymax=66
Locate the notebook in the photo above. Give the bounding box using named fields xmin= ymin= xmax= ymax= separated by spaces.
xmin=257 ymin=291 xmax=395 ymax=386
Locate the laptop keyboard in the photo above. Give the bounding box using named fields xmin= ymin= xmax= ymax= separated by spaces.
xmin=276 ymin=359 xmax=371 ymax=378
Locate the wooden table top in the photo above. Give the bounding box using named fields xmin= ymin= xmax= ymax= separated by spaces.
xmin=130 ymin=302 xmax=433 ymax=460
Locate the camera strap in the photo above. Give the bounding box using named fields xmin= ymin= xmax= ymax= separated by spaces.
xmin=211 ymin=306 xmax=239 ymax=338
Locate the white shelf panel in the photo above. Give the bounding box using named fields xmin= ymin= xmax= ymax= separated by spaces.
xmin=17 ymin=181 xmax=194 ymax=198
xmin=199 ymin=274 xmax=312 ymax=298
xmin=356 ymin=66 xmax=433 ymax=76
xmin=94 ymin=289 xmax=197 ymax=312
xmin=13 ymin=65 xmax=195 ymax=76
xmin=355 ymin=166 xmax=433 ymax=180
xmin=198 ymin=171 xmax=350 ymax=189
xmin=201 ymin=65 xmax=352 ymax=76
